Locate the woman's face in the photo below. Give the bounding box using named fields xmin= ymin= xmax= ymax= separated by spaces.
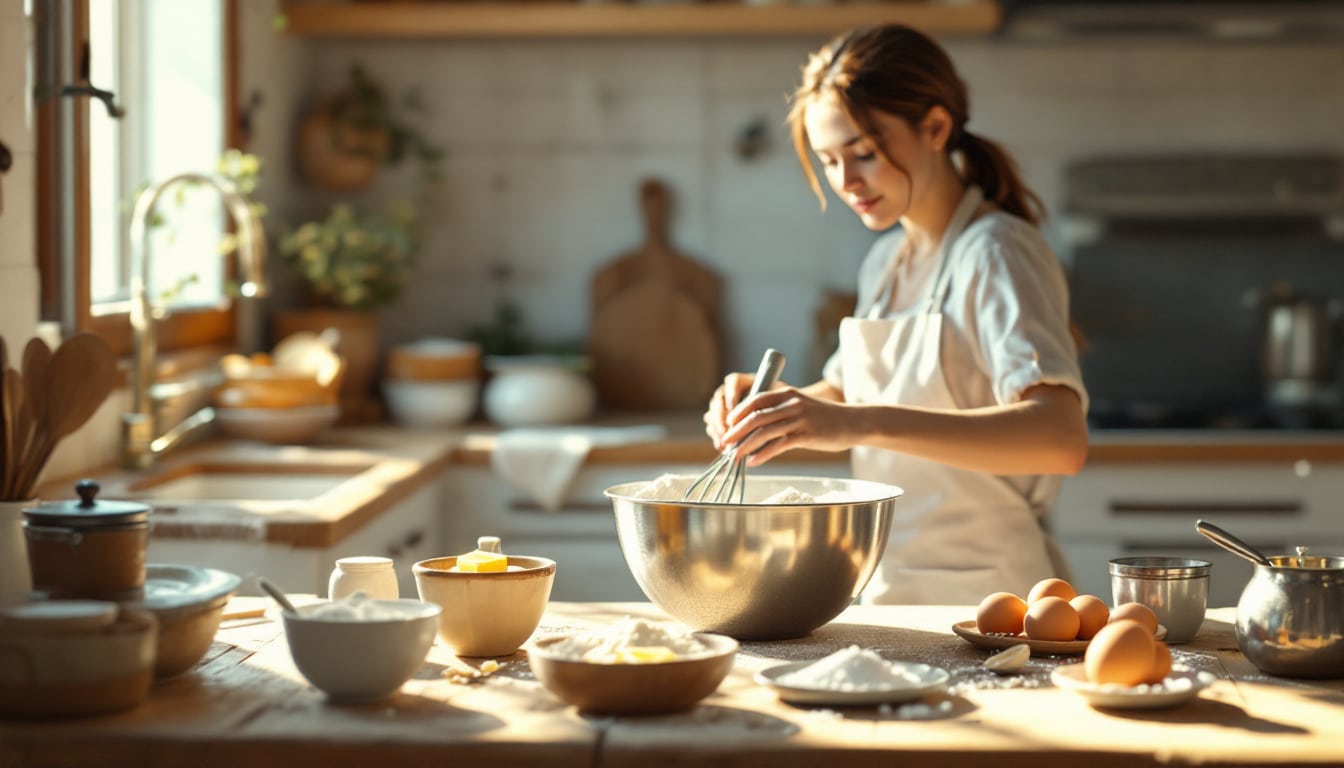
xmin=804 ymin=97 xmax=939 ymax=231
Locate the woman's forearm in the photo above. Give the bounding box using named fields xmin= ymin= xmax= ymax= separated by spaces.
xmin=852 ymin=384 xmax=1088 ymax=476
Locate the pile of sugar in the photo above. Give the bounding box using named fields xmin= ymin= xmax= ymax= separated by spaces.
xmin=304 ymin=593 xmax=408 ymax=622
xmin=776 ymin=645 xmax=924 ymax=691
xmin=544 ymin=617 xmax=709 ymax=662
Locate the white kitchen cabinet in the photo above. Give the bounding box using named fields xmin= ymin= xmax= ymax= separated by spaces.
xmin=1052 ymin=460 xmax=1344 ymax=609
xmin=146 ymin=480 xmax=443 ymax=599
xmin=443 ymin=460 xmax=849 ymax=603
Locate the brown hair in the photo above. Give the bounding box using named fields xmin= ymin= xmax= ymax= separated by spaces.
xmin=787 ymin=25 xmax=1044 ymax=225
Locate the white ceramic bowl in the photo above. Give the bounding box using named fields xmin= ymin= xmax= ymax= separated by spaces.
xmin=281 ymin=598 xmax=440 ymax=701
xmin=481 ymin=356 xmax=595 ymax=427
xmin=215 ymin=404 xmax=338 ymax=444
xmin=383 ymin=378 xmax=480 ymax=428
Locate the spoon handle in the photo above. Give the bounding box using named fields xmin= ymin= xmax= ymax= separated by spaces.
xmin=1195 ymin=519 xmax=1272 ymax=567
xmin=258 ymin=577 xmax=299 ymax=615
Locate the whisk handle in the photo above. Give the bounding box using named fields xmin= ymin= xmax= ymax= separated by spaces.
xmin=745 ymin=348 xmax=786 ymax=401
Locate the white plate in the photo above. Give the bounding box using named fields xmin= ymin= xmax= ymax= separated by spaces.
xmin=755 ymin=660 xmax=949 ymax=706
xmin=1051 ymin=663 xmax=1215 ymax=709
xmin=951 ymin=620 xmax=1167 ymax=656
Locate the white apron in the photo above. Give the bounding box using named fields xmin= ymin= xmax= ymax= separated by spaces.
xmin=840 ymin=186 xmax=1057 ymax=605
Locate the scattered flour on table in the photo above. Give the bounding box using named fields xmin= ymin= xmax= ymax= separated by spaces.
xmin=543 ymin=617 xmax=712 ymax=663
xmin=777 ymin=645 xmax=925 ymax=691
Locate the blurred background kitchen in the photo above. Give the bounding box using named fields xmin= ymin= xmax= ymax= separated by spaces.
xmin=3 ymin=0 xmax=1344 ymax=603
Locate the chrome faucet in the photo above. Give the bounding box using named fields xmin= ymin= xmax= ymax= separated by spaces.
xmin=122 ymin=173 xmax=268 ymax=469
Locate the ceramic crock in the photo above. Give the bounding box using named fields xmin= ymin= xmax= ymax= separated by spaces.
xmin=23 ymin=479 xmax=150 ymax=601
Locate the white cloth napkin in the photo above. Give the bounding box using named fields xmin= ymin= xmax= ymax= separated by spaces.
xmin=489 ymin=425 xmax=669 ymax=511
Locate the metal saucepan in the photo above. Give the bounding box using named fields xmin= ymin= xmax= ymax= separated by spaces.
xmin=1235 ymin=547 xmax=1344 ymax=679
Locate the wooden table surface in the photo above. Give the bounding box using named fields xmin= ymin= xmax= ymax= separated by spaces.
xmin=3 ymin=601 xmax=1343 ymax=768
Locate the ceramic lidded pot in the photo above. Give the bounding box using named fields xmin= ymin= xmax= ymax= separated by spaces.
xmin=23 ymin=479 xmax=151 ymax=601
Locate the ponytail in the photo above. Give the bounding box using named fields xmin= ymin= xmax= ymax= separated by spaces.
xmin=958 ymin=130 xmax=1045 ymax=226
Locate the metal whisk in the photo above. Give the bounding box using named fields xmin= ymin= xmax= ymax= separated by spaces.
xmin=683 ymin=348 xmax=786 ymax=504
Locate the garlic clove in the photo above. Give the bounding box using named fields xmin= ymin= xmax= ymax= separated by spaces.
xmin=985 ymin=643 xmax=1031 ymax=674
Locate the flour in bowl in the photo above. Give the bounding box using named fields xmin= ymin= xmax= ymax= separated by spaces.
xmin=542 ymin=617 xmax=711 ymax=663
xmin=777 ymin=645 xmax=925 ymax=691
xmin=633 ymin=473 xmax=690 ymax=500
xmin=304 ymin=593 xmax=409 ymax=622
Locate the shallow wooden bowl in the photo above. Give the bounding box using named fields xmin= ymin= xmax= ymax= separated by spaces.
xmin=527 ymin=632 xmax=737 ymax=715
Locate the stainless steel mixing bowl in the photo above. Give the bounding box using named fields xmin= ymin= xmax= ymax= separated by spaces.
xmin=606 ymin=475 xmax=901 ymax=641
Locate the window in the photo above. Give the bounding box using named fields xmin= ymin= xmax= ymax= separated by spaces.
xmin=38 ymin=0 xmax=238 ymax=356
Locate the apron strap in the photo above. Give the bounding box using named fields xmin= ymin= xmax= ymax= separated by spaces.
xmin=863 ymin=185 xmax=986 ymax=319
xmin=925 ymin=185 xmax=984 ymax=313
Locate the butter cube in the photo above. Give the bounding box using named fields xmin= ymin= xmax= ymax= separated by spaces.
xmin=614 ymin=646 xmax=679 ymax=664
xmin=456 ymin=550 xmax=507 ymax=572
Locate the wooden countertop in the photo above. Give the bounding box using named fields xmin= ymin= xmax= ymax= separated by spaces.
xmin=3 ymin=602 xmax=1342 ymax=768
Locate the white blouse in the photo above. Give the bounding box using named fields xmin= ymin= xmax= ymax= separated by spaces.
xmin=823 ymin=211 xmax=1089 ymax=416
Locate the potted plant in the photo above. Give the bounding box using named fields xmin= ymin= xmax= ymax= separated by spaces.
xmin=295 ymin=64 xmax=443 ymax=192
xmin=274 ymin=200 xmax=419 ymax=418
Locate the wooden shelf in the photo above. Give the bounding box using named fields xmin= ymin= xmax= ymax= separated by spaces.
xmin=280 ymin=1 xmax=1001 ymax=39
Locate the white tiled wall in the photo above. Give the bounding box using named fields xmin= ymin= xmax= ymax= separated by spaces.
xmin=248 ymin=30 xmax=1344 ymax=381
xmin=0 ymin=0 xmax=37 ymax=347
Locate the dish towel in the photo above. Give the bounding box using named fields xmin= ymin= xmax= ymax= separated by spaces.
xmin=490 ymin=425 xmax=669 ymax=512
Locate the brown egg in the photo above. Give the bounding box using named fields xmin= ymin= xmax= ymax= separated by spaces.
xmin=977 ymin=592 xmax=1028 ymax=635
xmin=1145 ymin=641 xmax=1173 ymax=684
xmin=1070 ymin=594 xmax=1110 ymax=640
xmin=1027 ymin=577 xmax=1077 ymax=604
xmin=1024 ymin=596 xmax=1080 ymax=641
xmin=1109 ymin=602 xmax=1159 ymax=634
xmin=1085 ymin=619 xmax=1156 ymax=686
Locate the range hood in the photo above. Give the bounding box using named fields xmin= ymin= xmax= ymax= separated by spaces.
xmin=1001 ymin=0 xmax=1344 ymax=41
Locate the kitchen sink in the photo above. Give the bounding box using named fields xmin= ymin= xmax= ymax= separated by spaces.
xmin=126 ymin=461 xmax=374 ymax=502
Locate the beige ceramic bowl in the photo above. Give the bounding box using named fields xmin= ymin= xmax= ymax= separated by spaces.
xmin=386 ymin=339 xmax=481 ymax=382
xmin=412 ymin=554 xmax=556 ymax=657
xmin=0 ymin=602 xmax=157 ymax=718
xmin=137 ymin=564 xmax=242 ymax=678
xmin=527 ymin=632 xmax=738 ymax=715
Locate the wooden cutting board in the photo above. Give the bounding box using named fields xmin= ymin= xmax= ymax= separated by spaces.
xmin=588 ymin=179 xmax=722 ymax=410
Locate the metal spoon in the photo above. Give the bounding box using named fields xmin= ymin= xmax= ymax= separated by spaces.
xmin=1195 ymin=519 xmax=1272 ymax=567
xmin=258 ymin=577 xmax=298 ymax=615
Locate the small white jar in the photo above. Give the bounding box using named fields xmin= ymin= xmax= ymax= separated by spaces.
xmin=328 ymin=556 xmax=398 ymax=601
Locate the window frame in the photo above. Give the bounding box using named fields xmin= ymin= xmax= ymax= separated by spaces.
xmin=37 ymin=0 xmax=242 ymax=359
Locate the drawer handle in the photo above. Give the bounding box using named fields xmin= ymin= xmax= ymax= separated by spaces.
xmin=1109 ymin=501 xmax=1301 ymax=516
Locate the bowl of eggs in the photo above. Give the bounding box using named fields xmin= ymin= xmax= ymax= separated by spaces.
xmin=953 ymin=578 xmax=1166 ymax=655
xmin=1051 ymin=619 xmax=1216 ymax=709
xmin=527 ymin=617 xmax=738 ymax=715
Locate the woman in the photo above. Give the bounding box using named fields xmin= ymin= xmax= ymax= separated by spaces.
xmin=704 ymin=24 xmax=1090 ymax=604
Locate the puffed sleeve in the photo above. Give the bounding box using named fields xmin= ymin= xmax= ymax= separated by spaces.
xmin=960 ymin=221 xmax=1089 ymax=414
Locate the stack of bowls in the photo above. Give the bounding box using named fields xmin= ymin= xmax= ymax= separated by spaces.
xmin=212 ymin=332 xmax=344 ymax=444
xmin=383 ymin=339 xmax=482 ymax=428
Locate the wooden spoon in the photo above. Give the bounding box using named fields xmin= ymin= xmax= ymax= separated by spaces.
xmin=19 ymin=338 xmax=51 ymax=485
xmin=1 ymin=368 xmax=21 ymax=500
xmin=16 ymin=333 xmax=116 ymax=498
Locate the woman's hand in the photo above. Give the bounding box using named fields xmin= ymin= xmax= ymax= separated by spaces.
xmin=716 ymin=385 xmax=859 ymax=465
xmin=703 ymin=372 xmax=756 ymax=449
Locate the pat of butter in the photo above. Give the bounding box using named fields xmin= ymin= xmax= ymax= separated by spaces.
xmin=584 ymin=645 xmax=681 ymax=664
xmin=456 ymin=550 xmax=507 ymax=572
